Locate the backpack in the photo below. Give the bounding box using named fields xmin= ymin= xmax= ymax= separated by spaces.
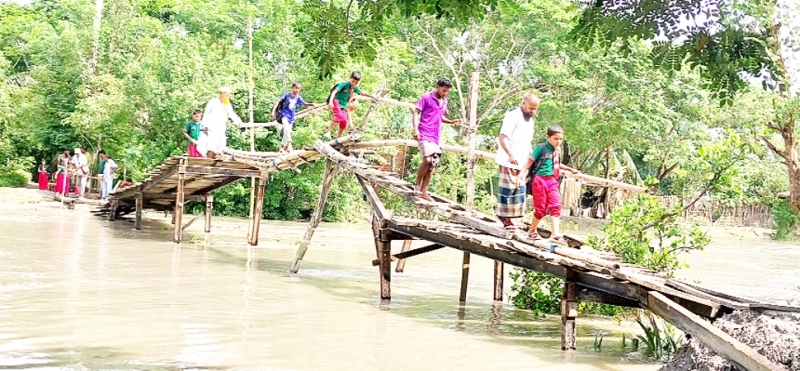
xmin=327 ymin=82 xmax=354 ymax=107
xmin=525 ymin=143 xmax=559 ymax=195
xmin=274 ymin=93 xmax=291 ymax=123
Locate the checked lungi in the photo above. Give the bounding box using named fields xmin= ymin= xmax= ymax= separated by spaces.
xmin=496 ymin=165 xmax=527 ymax=218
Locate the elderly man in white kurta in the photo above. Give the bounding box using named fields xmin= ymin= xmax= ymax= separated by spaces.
xmin=197 ymin=86 xmax=243 ymax=159
xmin=495 ymin=93 xmax=540 ymax=232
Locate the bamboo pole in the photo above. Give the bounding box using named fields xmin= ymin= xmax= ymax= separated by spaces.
xmin=239 ymin=105 xmax=328 ymax=128
xmin=135 ymin=192 xmax=143 ymax=230
xmin=289 ymin=159 xmax=339 ymax=273
xmin=204 ymin=195 xmax=213 ymax=233
xmin=461 ymin=72 xmax=479 ymax=303
xmin=394 ymin=240 xmax=413 ymax=273
xmin=250 ymin=177 xmax=266 ymax=246
xmin=246 ymin=15 xmax=256 ymax=243
xmin=353 ymin=94 xmax=416 ymax=110
xmin=174 ymin=162 xmax=186 ymax=243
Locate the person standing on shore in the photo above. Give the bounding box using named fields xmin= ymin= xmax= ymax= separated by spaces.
xmin=495 ymin=94 xmax=540 ymax=232
xmin=412 ymin=77 xmax=462 ymax=201
xmin=37 ymin=159 xmax=48 ymax=190
xmin=71 ymin=147 xmax=89 ymax=198
xmin=184 ymin=110 xmax=203 ymax=158
xmin=197 ymin=87 xmax=243 ymax=159
xmin=55 ymin=148 xmax=71 ymax=195
xmin=98 ymin=150 xmax=117 ymax=200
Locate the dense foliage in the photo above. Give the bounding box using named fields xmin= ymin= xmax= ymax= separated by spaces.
xmin=0 ymin=0 xmax=795 ymax=226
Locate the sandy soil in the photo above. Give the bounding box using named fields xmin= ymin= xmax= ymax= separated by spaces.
xmin=0 ymin=186 xmax=56 ymax=204
xmin=661 ymin=310 xmax=800 ymax=371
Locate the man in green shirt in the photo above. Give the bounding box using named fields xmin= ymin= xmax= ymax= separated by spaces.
xmin=323 ymin=71 xmax=377 ymax=139
xmin=184 ymin=110 xmax=202 ymax=157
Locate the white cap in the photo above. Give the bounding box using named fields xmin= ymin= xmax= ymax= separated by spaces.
xmin=74 ymin=147 xmax=81 ymax=154
xmin=218 ymin=86 xmax=232 ymax=93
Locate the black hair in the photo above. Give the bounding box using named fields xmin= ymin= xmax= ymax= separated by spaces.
xmin=98 ymin=150 xmax=107 ymax=156
xmin=436 ymin=77 xmax=453 ymax=88
xmin=350 ymin=71 xmax=362 ymax=81
xmin=193 ymin=109 xmax=202 ymax=115
xmin=291 ymin=81 xmax=302 ymax=88
xmin=546 ymin=125 xmax=564 ymax=137
xmin=81 ymin=146 xmax=86 ymax=150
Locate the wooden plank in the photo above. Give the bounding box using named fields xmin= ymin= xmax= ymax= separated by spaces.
xmin=142 ymin=194 xmax=207 ymax=202
xmin=666 ymin=280 xmax=751 ymax=310
xmin=356 ymin=175 xmax=390 ymax=221
xmin=371 ymin=243 xmax=444 ymax=266
xmin=184 ymin=165 xmax=261 ymax=178
xmin=647 ymin=291 xmax=784 ymax=371
xmin=142 ymin=164 xmax=178 ymax=192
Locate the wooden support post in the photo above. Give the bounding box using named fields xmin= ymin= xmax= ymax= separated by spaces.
xmin=561 ymin=268 xmax=578 ymax=350
xmin=459 ymin=251 xmax=470 ymax=302
xmin=108 ymin=198 xmax=118 ymax=221
xmin=249 ymin=178 xmax=266 ymax=246
xmin=134 ymin=192 xmax=143 ymax=230
xmin=372 ymin=215 xmax=392 ymax=300
xmin=289 ymin=160 xmax=339 ymax=273
xmin=204 ymin=195 xmax=213 ymax=233
xmin=174 ymin=162 xmax=186 ymax=244
xmin=394 ymin=240 xmax=413 ymax=273
xmin=493 ymin=261 xmax=504 ymax=302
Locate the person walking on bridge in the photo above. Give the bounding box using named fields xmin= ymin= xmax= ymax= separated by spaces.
xmin=272 ymin=82 xmax=316 ymax=154
xmin=197 ymin=87 xmax=243 ymax=159
xmin=495 ymin=94 xmax=540 ymax=231
xmin=412 ymin=77 xmax=462 ymax=201
xmin=323 ymin=71 xmax=378 ymax=139
xmin=184 ymin=110 xmax=203 ymax=158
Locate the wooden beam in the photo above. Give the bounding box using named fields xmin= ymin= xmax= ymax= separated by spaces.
xmin=394 ymin=240 xmax=413 ymax=273
xmin=108 ymin=198 xmax=118 ymax=221
xmin=192 ymin=176 xmax=242 ymax=195
xmin=184 ymin=165 xmax=261 ymax=178
xmin=141 ymin=164 xmax=178 ymax=192
xmin=249 ymin=177 xmax=266 ymax=245
xmin=181 ymin=213 xmax=202 ymax=231
xmin=378 ymin=228 xmax=414 ymax=241
xmin=373 ymin=216 xmax=392 ymax=300
xmin=204 ymin=195 xmax=213 ymax=233
xmin=371 ymin=243 xmax=444 ymax=266
xmin=459 ymin=252 xmax=470 ymax=302
xmin=647 ymin=291 xmax=784 ymax=371
xmin=561 ymin=269 xmax=578 ymax=350
xmin=356 ymin=175 xmax=390 ymax=221
xmin=576 ymin=286 xmax=641 ymax=308
xmin=134 ymin=192 xmax=143 ymax=230
xmin=142 ymin=194 xmax=208 ymax=202
xmin=174 ymin=162 xmax=185 ymax=244
xmin=493 ymin=261 xmax=504 ymax=302
xmin=289 ymin=159 xmax=339 ymax=273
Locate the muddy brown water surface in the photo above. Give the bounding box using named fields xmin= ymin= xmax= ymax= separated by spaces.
xmin=0 ymin=191 xmax=798 ymax=370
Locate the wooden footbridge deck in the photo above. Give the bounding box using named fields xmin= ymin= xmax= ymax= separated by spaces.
xmin=106 ymin=135 xmax=796 ymax=371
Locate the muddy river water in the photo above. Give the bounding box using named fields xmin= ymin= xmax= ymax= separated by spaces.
xmin=0 ymin=198 xmax=798 ymax=370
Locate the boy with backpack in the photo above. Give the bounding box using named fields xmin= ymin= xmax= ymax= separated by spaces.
xmin=323 ymin=71 xmax=378 ymax=139
xmin=271 ymin=82 xmax=316 ymax=154
xmin=518 ymin=125 xmax=580 ymax=241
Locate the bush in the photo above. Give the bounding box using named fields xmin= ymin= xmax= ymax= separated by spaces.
xmin=773 ymin=200 xmax=800 ymax=241
xmin=0 ymin=171 xmax=29 ymax=188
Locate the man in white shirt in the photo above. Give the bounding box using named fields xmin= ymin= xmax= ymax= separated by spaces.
xmin=495 ymin=94 xmax=539 ymax=231
xmin=99 ymin=150 xmax=117 ymax=200
xmin=71 ymin=146 xmax=90 ymax=198
xmin=197 ymin=86 xmax=243 ymax=159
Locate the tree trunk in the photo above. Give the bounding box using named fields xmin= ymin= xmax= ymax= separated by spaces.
xmin=90 ymin=0 xmax=103 ymax=74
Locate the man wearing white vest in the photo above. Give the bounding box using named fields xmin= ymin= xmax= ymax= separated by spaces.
xmin=197 ymin=86 xmax=243 ymax=159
